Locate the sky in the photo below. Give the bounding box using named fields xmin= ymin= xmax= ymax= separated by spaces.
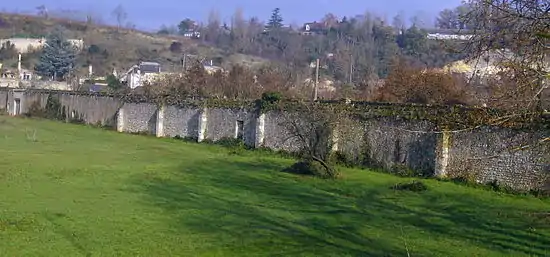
xmin=2 ymin=0 xmax=463 ymax=31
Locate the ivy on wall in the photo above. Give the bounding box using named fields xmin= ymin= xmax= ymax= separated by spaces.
xmin=2 ymin=88 xmax=547 ymax=130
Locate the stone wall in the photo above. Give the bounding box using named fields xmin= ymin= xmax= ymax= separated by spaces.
xmin=120 ymin=103 xmax=157 ymax=134
xmin=2 ymin=88 xmax=548 ymax=191
xmin=262 ymin=110 xmax=302 ymax=152
xmin=444 ymin=128 xmax=549 ymax=190
xmin=0 ymin=90 xmax=8 ymax=112
xmin=21 ymin=90 xmax=121 ymax=126
xmin=362 ymin=118 xmax=438 ymax=175
xmin=206 ymin=108 xmax=257 ymax=147
xmin=163 ymin=105 xmax=201 ymax=139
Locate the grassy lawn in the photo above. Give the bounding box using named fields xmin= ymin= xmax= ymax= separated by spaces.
xmin=0 ymin=116 xmax=548 ymax=257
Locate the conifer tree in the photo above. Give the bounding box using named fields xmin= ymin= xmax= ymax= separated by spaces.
xmin=267 ymin=8 xmax=283 ymax=29
xmin=34 ymin=26 xmax=77 ymax=80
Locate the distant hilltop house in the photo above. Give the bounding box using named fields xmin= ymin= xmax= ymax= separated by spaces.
xmin=182 ymin=30 xmax=201 ymax=38
xmin=301 ymin=22 xmax=329 ymax=35
xmin=262 ymin=24 xmax=293 ymax=34
xmin=181 ymin=21 xmax=201 ymax=39
xmin=0 ymin=38 xmax=84 ymax=53
xmin=426 ymin=29 xmax=473 ymax=41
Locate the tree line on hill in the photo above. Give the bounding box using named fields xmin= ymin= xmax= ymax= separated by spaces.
xmin=159 ymin=6 xmax=470 ymax=84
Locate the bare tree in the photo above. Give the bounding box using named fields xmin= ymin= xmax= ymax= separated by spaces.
xmin=279 ymin=101 xmax=356 ymax=178
xmin=230 ymin=8 xmax=249 ymax=53
xmin=112 ymin=4 xmax=127 ymax=29
xmin=202 ymin=9 xmax=221 ymax=43
xmin=465 ymin=0 xmax=549 ymax=114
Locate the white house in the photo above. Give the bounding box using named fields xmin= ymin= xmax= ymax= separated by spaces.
xmin=122 ymin=61 xmax=162 ymax=89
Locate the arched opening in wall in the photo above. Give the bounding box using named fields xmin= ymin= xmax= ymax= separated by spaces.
xmin=71 ymin=110 xmax=76 ymax=119
xmin=235 ymin=120 xmax=244 ymax=140
xmin=14 ymin=98 xmax=20 ymax=115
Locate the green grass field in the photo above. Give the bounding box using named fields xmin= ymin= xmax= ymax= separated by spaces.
xmin=0 ymin=116 xmax=548 ymax=257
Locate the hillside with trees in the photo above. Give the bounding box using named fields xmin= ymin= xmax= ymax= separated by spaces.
xmin=0 ymin=11 xmax=267 ymax=77
xmin=162 ymin=8 xmax=468 ymax=84
xmin=1 ymin=5 xmax=468 ymax=84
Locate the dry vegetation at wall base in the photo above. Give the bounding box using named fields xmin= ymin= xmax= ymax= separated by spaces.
xmin=0 ymin=13 xmax=267 ymax=76
xmin=0 ymin=115 xmax=549 ymax=256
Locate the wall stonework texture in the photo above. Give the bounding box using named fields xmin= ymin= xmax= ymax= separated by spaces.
xmin=445 ymin=128 xmax=549 ymax=190
xmin=122 ymin=103 xmax=158 ymax=134
xmin=0 ymin=90 xmax=8 ymax=112
xmin=262 ymin=110 xmax=303 ymax=152
xmin=163 ymin=106 xmax=201 ymax=139
xmin=363 ymin=118 xmax=438 ymax=175
xmin=2 ymin=88 xmax=548 ymax=191
xmin=205 ymin=108 xmax=257 ymax=146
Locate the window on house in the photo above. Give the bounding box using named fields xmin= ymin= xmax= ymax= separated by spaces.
xmin=235 ymin=120 xmax=244 ymax=140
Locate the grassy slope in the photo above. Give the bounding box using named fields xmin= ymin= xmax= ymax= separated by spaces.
xmin=0 ymin=13 xmax=267 ymax=75
xmin=0 ymin=116 xmax=548 ymax=257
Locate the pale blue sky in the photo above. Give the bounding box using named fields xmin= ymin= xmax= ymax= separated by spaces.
xmin=2 ymin=0 xmax=462 ymax=30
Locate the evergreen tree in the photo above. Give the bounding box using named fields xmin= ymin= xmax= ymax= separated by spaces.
xmin=34 ymin=26 xmax=77 ymax=80
xmin=267 ymin=8 xmax=283 ymax=29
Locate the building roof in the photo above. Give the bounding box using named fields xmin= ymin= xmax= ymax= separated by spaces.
xmin=303 ymin=22 xmax=326 ymax=32
xmin=140 ymin=61 xmax=160 ymax=66
xmin=139 ymin=62 xmax=161 ymax=73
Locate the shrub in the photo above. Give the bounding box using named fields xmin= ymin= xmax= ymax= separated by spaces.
xmin=485 ymin=180 xmax=519 ymax=195
xmin=390 ymin=164 xmax=424 ymax=178
xmin=256 ymin=91 xmax=284 ymax=112
xmin=329 ymin=151 xmax=358 ymax=168
xmin=169 ymin=42 xmax=182 ymax=53
xmin=173 ymin=135 xmax=199 ymax=143
xmin=44 ymin=95 xmax=65 ymax=121
xmin=88 ymin=44 xmax=101 ymax=55
xmin=284 ymin=159 xmax=339 ymax=179
xmin=391 ymin=180 xmax=428 ymax=192
xmin=215 ymin=137 xmax=246 ymax=149
xmin=25 ymin=101 xmax=45 ymax=118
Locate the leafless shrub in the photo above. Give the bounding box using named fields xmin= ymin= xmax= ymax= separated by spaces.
xmin=279 ymin=101 xmax=357 ymax=179
xmin=25 ymin=128 xmax=37 ymax=142
xmin=371 ymin=59 xmax=475 ymax=105
xmin=143 ymin=62 xmax=310 ymax=102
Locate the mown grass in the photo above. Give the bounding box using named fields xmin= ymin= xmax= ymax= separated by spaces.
xmin=0 ymin=116 xmax=548 ymax=256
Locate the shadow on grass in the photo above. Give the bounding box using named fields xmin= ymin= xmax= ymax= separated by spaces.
xmin=131 ymin=158 xmax=550 ymax=256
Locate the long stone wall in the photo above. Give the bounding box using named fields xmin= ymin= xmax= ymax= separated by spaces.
xmin=2 ymin=88 xmax=548 ymax=191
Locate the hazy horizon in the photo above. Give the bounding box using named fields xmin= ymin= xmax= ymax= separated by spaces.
xmin=1 ymin=1 xmax=463 ymax=31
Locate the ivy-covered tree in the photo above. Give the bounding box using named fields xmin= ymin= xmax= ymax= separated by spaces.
xmin=267 ymin=8 xmax=284 ymax=29
xmin=34 ymin=26 xmax=77 ymax=81
xmin=0 ymin=40 xmax=17 ymax=61
xmin=106 ymin=74 xmax=122 ymax=92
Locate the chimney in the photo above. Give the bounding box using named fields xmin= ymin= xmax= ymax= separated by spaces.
xmin=17 ymin=53 xmax=21 ymax=74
